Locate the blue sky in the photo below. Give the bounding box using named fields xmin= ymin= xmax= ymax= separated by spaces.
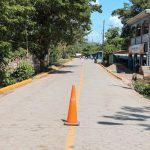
xmin=87 ymin=0 xmax=129 ymax=43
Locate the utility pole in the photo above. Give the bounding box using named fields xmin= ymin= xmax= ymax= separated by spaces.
xmin=102 ymin=20 xmax=105 ymax=44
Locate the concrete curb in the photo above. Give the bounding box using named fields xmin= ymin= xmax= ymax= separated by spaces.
xmin=0 ymin=60 xmax=72 ymax=94
xmin=98 ymin=63 xmax=135 ymax=89
xmin=98 ymin=63 xmax=123 ymax=80
xmin=0 ymin=79 xmax=32 ymax=93
xmin=33 ymin=72 xmax=49 ymax=80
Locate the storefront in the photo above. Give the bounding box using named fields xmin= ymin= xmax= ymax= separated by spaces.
xmin=127 ymin=9 xmax=150 ymax=71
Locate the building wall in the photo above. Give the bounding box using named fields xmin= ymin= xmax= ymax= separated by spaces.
xmin=130 ymin=16 xmax=150 ymax=46
xmin=129 ymin=15 xmax=150 ymax=66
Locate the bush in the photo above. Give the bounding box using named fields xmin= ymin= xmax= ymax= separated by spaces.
xmin=13 ymin=61 xmax=35 ymax=82
xmin=10 ymin=47 xmax=27 ymax=60
xmin=0 ymin=42 xmax=12 ymax=71
xmin=0 ymin=71 xmax=17 ymax=87
xmin=134 ymin=81 xmax=150 ymax=96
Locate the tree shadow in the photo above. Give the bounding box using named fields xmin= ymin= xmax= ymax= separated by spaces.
xmin=110 ymin=84 xmax=132 ymax=90
xmin=97 ymin=121 xmax=124 ymax=126
xmin=63 ymin=65 xmax=79 ymax=68
xmin=139 ymin=124 xmax=150 ymax=130
xmin=49 ymin=70 xmax=73 ymax=74
xmin=100 ymin=106 xmax=150 ymax=131
xmin=122 ymin=106 xmax=150 ymax=113
xmin=103 ymin=112 xmax=149 ymax=121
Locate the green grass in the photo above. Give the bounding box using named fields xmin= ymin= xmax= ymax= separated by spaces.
xmin=133 ymin=80 xmax=150 ymax=99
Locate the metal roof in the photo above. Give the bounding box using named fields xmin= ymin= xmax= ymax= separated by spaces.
xmin=113 ymin=50 xmax=128 ymax=54
xmin=127 ymin=9 xmax=150 ymax=25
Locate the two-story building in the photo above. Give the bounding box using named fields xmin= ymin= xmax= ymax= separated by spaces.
xmin=127 ymin=9 xmax=150 ymax=71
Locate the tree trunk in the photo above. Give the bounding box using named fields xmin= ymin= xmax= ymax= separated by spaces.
xmin=39 ymin=59 xmax=46 ymax=72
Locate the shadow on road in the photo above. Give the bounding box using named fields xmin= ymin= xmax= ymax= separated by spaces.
xmin=110 ymin=84 xmax=132 ymax=90
xmin=49 ymin=70 xmax=73 ymax=74
xmin=97 ymin=121 xmax=124 ymax=126
xmin=63 ymin=65 xmax=79 ymax=68
xmin=99 ymin=106 xmax=150 ymax=131
xmin=139 ymin=124 xmax=150 ymax=130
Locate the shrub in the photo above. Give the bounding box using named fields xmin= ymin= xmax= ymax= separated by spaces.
xmin=10 ymin=47 xmax=27 ymax=60
xmin=0 ymin=42 xmax=12 ymax=71
xmin=134 ymin=81 xmax=150 ymax=96
xmin=0 ymin=71 xmax=17 ymax=87
xmin=13 ymin=61 xmax=35 ymax=82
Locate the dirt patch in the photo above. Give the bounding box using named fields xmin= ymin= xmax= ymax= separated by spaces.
xmin=107 ymin=64 xmax=117 ymax=73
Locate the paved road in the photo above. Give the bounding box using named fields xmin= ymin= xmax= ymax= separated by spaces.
xmin=0 ymin=59 xmax=150 ymax=150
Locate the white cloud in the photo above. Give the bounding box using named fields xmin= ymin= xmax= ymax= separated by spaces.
xmin=109 ymin=16 xmax=123 ymax=28
xmin=90 ymin=0 xmax=100 ymax=6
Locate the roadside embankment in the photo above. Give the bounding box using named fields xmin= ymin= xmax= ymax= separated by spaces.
xmin=0 ymin=59 xmax=72 ymax=94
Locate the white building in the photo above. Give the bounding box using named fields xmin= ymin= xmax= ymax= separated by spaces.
xmin=127 ymin=9 xmax=150 ymax=70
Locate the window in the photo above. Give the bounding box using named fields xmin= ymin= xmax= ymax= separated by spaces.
xmin=142 ymin=20 xmax=149 ymax=34
xmin=131 ymin=26 xmax=136 ymax=37
xmin=136 ymin=24 xmax=142 ymax=36
xmin=144 ymin=42 xmax=148 ymax=52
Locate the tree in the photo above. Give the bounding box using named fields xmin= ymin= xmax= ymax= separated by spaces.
xmin=112 ymin=0 xmax=150 ymax=24
xmin=0 ymin=0 xmax=36 ymax=83
xmin=0 ymin=0 xmax=35 ymax=85
xmin=105 ymin=27 xmax=120 ymax=44
xmin=82 ymin=43 xmax=100 ymax=56
xmin=0 ymin=0 xmax=102 ymax=71
xmin=0 ymin=0 xmax=35 ymax=54
xmin=29 ymin=0 xmax=102 ymax=70
xmin=103 ymin=27 xmax=123 ymax=60
xmin=104 ymin=27 xmax=123 ymax=52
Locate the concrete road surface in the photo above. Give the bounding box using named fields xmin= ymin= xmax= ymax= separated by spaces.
xmin=0 ymin=59 xmax=150 ymax=150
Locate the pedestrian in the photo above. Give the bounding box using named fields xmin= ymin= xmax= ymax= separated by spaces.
xmin=94 ymin=57 xmax=97 ymax=63
xmin=135 ymin=61 xmax=140 ymax=73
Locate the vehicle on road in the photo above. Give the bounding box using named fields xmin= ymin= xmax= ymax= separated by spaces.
xmin=93 ymin=51 xmax=103 ymax=63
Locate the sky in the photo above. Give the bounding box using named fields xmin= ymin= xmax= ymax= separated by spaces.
xmin=87 ymin=0 xmax=129 ymax=43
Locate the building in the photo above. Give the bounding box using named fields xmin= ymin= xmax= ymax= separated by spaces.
xmin=127 ymin=9 xmax=150 ymax=70
xmin=109 ymin=50 xmax=128 ymax=65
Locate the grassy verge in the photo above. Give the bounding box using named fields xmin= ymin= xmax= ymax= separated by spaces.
xmin=133 ymin=79 xmax=150 ymax=99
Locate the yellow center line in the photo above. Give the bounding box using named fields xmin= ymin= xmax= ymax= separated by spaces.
xmin=65 ymin=65 xmax=84 ymax=150
xmin=65 ymin=126 xmax=75 ymax=150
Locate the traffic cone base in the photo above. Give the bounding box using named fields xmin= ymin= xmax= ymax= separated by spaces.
xmin=64 ymin=121 xmax=80 ymax=126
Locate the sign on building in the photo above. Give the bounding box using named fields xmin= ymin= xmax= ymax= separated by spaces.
xmin=129 ymin=44 xmax=144 ymax=54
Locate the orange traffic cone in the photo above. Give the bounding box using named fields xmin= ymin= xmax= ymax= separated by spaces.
xmin=64 ymin=85 xmax=80 ymax=126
